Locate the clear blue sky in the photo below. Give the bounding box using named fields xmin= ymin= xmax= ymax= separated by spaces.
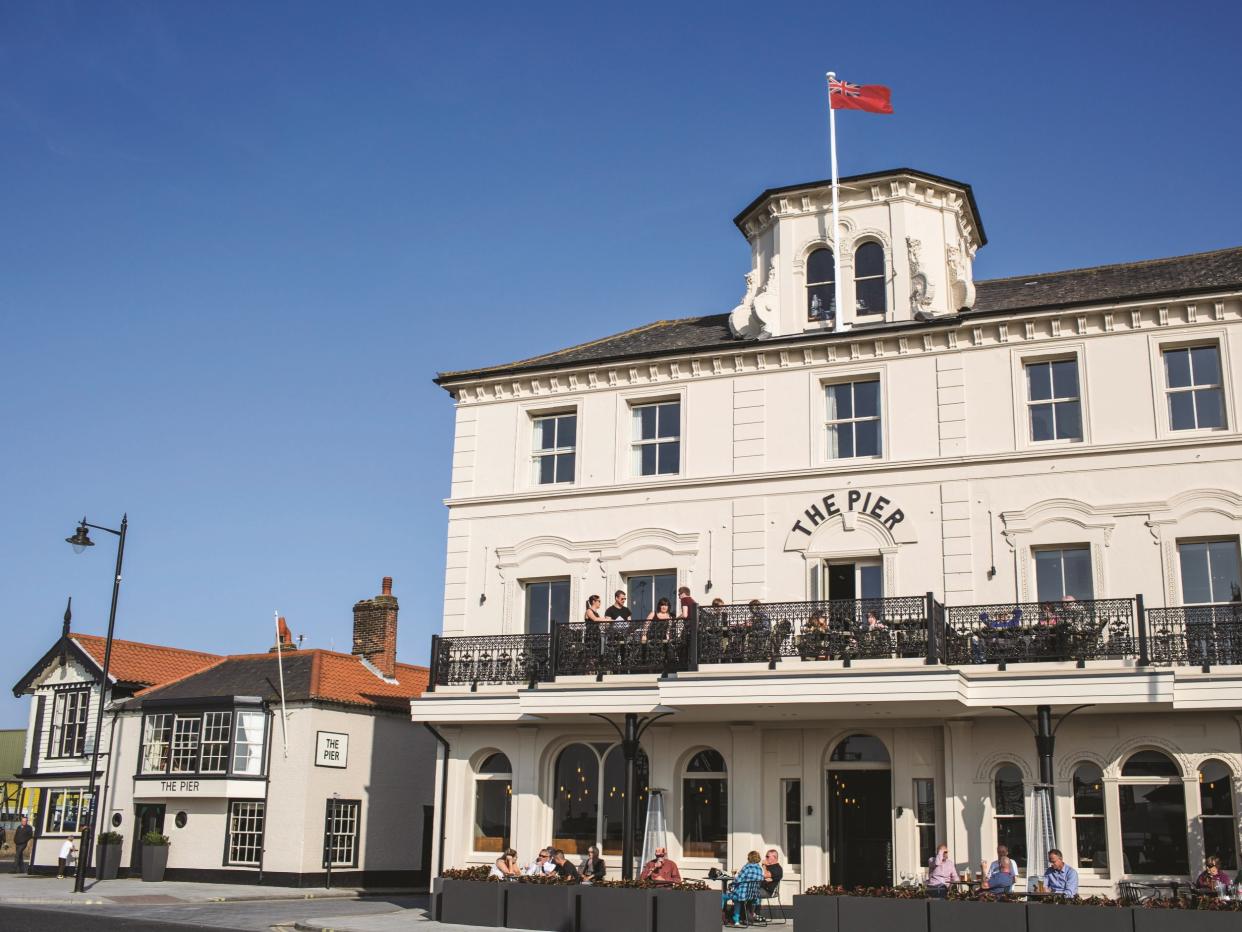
xmin=3 ymin=0 xmax=1240 ymax=727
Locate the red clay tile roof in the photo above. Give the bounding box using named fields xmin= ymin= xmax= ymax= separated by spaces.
xmin=72 ymin=634 xmax=222 ymax=688
xmin=131 ymin=649 xmax=429 ymax=712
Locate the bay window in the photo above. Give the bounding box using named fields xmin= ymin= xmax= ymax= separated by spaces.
xmin=138 ymin=707 xmax=265 ymax=777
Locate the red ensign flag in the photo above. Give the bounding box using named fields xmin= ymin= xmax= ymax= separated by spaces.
xmin=829 ymin=78 xmax=893 ymax=114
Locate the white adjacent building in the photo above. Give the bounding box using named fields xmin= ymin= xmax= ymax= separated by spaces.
xmin=411 ymin=167 xmax=1242 ymax=897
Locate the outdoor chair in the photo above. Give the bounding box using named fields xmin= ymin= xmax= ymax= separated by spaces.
xmin=757 ymin=884 xmax=787 ymax=924
xmin=1117 ymin=880 xmax=1162 ymax=904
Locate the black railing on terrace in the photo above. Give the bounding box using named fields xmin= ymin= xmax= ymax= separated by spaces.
xmin=425 ymin=596 xmax=1242 ymax=689
xmin=944 ymin=598 xmax=1138 ymax=669
xmin=1146 ymin=603 xmax=1242 ymax=670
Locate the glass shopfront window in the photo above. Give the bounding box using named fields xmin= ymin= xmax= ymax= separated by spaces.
xmin=1118 ymin=750 xmax=1188 ymax=875
xmin=473 ymin=753 xmax=512 ymax=853
xmin=682 ymin=749 xmax=727 ymax=860
xmin=1199 ymin=759 xmax=1238 ymax=871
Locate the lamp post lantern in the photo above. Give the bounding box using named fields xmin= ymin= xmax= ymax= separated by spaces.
xmin=66 ymin=515 xmax=127 ymax=894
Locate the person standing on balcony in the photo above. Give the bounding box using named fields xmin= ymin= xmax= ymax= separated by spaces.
xmin=677 ymin=586 xmax=697 ymax=618
xmin=605 ymin=591 xmax=631 ymax=626
xmin=584 ymin=595 xmax=605 ymax=624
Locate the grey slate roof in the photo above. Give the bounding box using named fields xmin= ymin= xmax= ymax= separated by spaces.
xmin=436 ymin=245 xmax=1242 ymax=385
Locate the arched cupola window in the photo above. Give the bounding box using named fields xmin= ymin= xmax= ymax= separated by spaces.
xmin=854 ymin=242 xmax=886 ymax=315
xmin=807 ymin=248 xmax=836 ymax=322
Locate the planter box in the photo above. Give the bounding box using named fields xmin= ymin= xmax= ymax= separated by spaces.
xmin=505 ymin=882 xmax=577 ymax=932
xmin=438 ymin=879 xmax=506 ymax=927
xmin=838 ymin=895 xmax=929 ymax=932
xmin=140 ymin=844 xmax=168 ymax=883
xmin=930 ymin=898 xmax=1026 ymax=932
xmin=651 ymin=889 xmax=721 ymax=932
xmin=1027 ymin=903 xmax=1134 ymax=932
xmin=578 ymin=885 xmax=653 ymax=932
xmin=1133 ymin=909 xmax=1242 ymax=932
xmin=96 ymin=843 xmax=123 ymax=881
xmin=793 ymin=893 xmax=840 ymax=932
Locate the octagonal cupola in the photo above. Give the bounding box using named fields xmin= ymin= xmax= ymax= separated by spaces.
xmin=727 ymin=168 xmax=986 ymax=339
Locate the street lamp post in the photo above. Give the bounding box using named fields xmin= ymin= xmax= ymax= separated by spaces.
xmin=65 ymin=515 xmax=127 ymax=895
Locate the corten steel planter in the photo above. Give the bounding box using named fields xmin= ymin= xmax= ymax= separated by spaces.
xmin=140 ymin=844 xmax=168 ymax=882
xmin=96 ymin=842 xmax=123 ymax=881
xmin=438 ymin=879 xmax=506 ymax=927
xmin=505 ymin=882 xmax=577 ymax=932
xmin=929 ymin=898 xmax=1026 ymax=932
xmin=577 ymin=885 xmax=653 ymax=932
xmin=1133 ymin=909 xmax=1241 ymax=932
xmin=651 ymin=889 xmax=721 ymax=932
xmin=838 ymin=895 xmax=929 ymax=932
xmin=793 ymin=893 xmax=841 ymax=932
xmin=1027 ymin=902 xmax=1134 ymax=932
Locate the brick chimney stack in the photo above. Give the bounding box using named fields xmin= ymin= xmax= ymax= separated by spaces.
xmin=352 ymin=576 xmax=398 ymax=677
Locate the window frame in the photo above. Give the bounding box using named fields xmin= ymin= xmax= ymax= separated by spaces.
xmin=1198 ymin=759 xmax=1238 ymax=872
xmin=852 ymin=240 xmax=887 ymax=317
xmin=913 ymin=777 xmax=937 ymax=867
xmin=1116 ymin=749 xmax=1190 ymax=876
xmin=44 ymin=786 xmax=91 ymax=836
xmin=531 ymin=410 xmax=578 ymax=487
xmin=138 ymin=707 xmax=266 ymax=778
xmin=472 ymin=752 xmax=513 ymax=855
xmin=200 ymin=711 xmax=233 ymax=775
xmin=992 ymin=763 xmax=1028 ymax=867
xmin=521 ymin=576 xmax=572 ymax=636
xmin=1150 ymin=334 xmax=1233 ymax=438
xmin=805 ymin=245 xmax=837 ymax=325
xmin=170 ymin=714 xmax=202 ymax=774
xmin=782 ymin=778 xmax=802 ymax=868
xmin=47 ymin=688 xmax=91 ymax=760
xmin=324 ymin=798 xmax=362 ymax=868
xmin=1176 ymin=537 xmax=1242 ymax=606
xmin=1070 ymin=762 xmax=1109 ymax=875
xmin=1010 ymin=346 xmax=1091 ymax=450
xmin=1024 ymin=356 xmax=1084 ymax=443
xmin=681 ymin=747 xmax=728 ymax=862
xmin=630 ymin=398 xmax=682 ymax=478
xmin=822 ymin=375 xmax=884 ymax=461
xmin=224 ymin=799 xmax=265 ymax=867
xmin=1032 ymin=544 xmax=1096 ymax=602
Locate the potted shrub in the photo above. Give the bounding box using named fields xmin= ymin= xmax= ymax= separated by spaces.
xmin=95 ymin=832 xmax=124 ymax=881
xmin=794 ymin=885 xmax=841 ymax=931
xmin=437 ymin=867 xmax=505 ymax=927
xmin=140 ymin=831 xmax=169 ymax=882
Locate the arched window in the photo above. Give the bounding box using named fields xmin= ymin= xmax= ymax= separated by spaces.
xmin=473 ymin=752 xmax=512 ymax=852
xmin=602 ymin=745 xmax=650 ymax=856
xmin=807 ymin=248 xmax=836 ymax=322
xmin=830 ymin=734 xmax=890 ymax=764
xmin=854 ymin=242 xmax=886 ymax=315
xmin=1071 ymin=762 xmax=1108 ymax=871
xmin=683 ymin=749 xmax=728 ymax=859
xmin=1118 ymin=750 xmax=1188 ymax=874
xmin=553 ymin=744 xmax=600 ymax=856
xmin=993 ymin=764 xmax=1027 ymax=864
xmin=1199 ymin=759 xmax=1237 ymax=870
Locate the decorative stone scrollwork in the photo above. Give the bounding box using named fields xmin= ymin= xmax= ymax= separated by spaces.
xmin=728 ymin=260 xmax=779 ymax=340
xmin=947 ymin=244 xmax=976 ymax=310
xmin=906 ymin=237 xmax=935 ymax=319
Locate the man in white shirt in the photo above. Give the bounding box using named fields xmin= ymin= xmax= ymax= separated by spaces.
xmin=57 ymin=839 xmax=77 ymax=880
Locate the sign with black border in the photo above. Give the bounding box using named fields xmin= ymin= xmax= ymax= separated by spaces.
xmin=315 ymin=730 xmax=349 ymax=768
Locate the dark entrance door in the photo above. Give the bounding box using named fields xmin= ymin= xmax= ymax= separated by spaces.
xmin=130 ymin=804 xmax=165 ymax=871
xmin=828 ymin=769 xmax=892 ymax=888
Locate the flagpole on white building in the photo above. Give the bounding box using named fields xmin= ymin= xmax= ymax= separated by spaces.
xmin=273 ymin=610 xmax=289 ymax=758
xmin=826 ymin=72 xmax=844 ymax=333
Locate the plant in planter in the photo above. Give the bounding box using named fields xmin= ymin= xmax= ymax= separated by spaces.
xmin=95 ymin=832 xmax=124 ymax=881
xmin=504 ymin=873 xmax=576 ymax=932
xmin=795 ymin=885 xmax=844 ymax=931
xmin=139 ymin=832 xmax=170 ymax=883
xmin=1026 ymin=894 xmax=1130 ymax=932
xmin=836 ymin=886 xmax=930 ymax=932
xmin=437 ymin=869 xmax=507 ymax=927
xmin=1134 ymin=895 xmax=1242 ymax=932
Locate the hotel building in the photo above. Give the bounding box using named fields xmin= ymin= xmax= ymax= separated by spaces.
xmin=411 ymin=167 xmax=1242 ymax=896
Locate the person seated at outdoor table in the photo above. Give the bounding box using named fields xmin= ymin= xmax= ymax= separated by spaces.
xmin=581 ymin=845 xmax=606 ymax=883
xmin=926 ymin=843 xmax=959 ymax=897
xmin=1195 ymin=855 xmax=1233 ymax=895
xmin=721 ymin=850 xmax=765 ymax=928
xmin=639 ymin=846 xmax=682 ymax=885
xmin=551 ymin=848 xmax=580 ymax=882
xmin=800 ymin=612 xmax=831 ymax=660
xmin=523 ymin=847 xmax=555 ymax=875
xmin=490 ymin=848 xmax=520 ymax=878
xmin=980 ymin=844 xmax=1019 ymax=894
xmin=761 ymin=848 xmax=784 ymax=896
xmin=1043 ymin=849 xmax=1078 ymax=896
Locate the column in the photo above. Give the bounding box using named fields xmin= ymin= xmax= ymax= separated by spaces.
xmin=944 ymin=720 xmax=978 ymax=866
xmin=731 ymin=724 xmax=763 ymax=863
xmin=512 ymin=726 xmax=542 ymax=860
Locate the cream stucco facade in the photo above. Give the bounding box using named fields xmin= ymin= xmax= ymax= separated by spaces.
xmin=413 ymin=168 xmax=1242 ymax=897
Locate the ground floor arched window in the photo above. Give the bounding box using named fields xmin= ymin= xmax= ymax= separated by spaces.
xmin=552 ymin=742 xmax=650 ymax=857
xmin=473 ymin=752 xmax=512 ymax=852
xmin=1118 ymin=750 xmax=1188 ymax=875
xmin=1072 ymin=762 xmax=1108 ymax=871
xmin=993 ymin=764 xmax=1027 ymax=864
xmin=1199 ymin=759 xmax=1238 ymax=870
xmin=682 ymin=749 xmax=728 ymax=859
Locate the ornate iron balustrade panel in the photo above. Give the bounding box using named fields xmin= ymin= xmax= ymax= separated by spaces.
xmin=556 ymin=620 xmax=688 ymax=677
xmin=697 ymin=597 xmax=930 ymax=665
xmin=1146 ymin=603 xmax=1242 ymax=667
xmin=432 ymin=633 xmax=552 ymax=686
xmin=944 ymin=599 xmax=1137 ymax=665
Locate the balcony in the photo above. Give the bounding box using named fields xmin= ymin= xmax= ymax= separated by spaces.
xmin=426 ymin=596 xmax=1242 ymax=690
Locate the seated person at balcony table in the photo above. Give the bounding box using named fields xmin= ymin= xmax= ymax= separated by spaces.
xmin=1043 ymin=849 xmax=1078 ymax=896
xmin=980 ymin=844 xmax=1019 ymax=894
xmin=490 ymin=848 xmax=520 ymax=879
xmin=581 ymin=845 xmax=606 ymax=883
xmin=722 ymin=851 xmax=765 ymax=927
xmin=640 ymin=846 xmax=682 ymax=885
xmin=523 ymin=848 xmax=555 ymax=875
xmin=761 ymin=848 xmax=784 ymax=896
xmin=678 ymin=586 xmax=697 ymax=618
xmin=746 ymin=599 xmax=771 ymax=631
xmin=551 ymin=848 xmax=581 ymax=882
xmin=926 ymin=843 xmax=959 ymax=897
xmin=801 ymin=611 xmax=831 ymax=660
xmin=1196 ymin=856 xmax=1233 ymax=895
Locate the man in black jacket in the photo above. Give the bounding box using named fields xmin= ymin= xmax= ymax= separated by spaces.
xmin=14 ymin=816 xmax=33 ymax=874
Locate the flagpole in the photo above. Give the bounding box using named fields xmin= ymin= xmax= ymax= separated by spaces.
xmin=273 ymin=611 xmax=288 ymax=758
xmin=826 ymin=72 xmax=844 ymax=333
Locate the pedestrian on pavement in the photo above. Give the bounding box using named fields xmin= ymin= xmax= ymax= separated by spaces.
xmin=14 ymin=815 xmax=33 ymax=874
xmin=57 ymin=837 xmax=77 ymax=879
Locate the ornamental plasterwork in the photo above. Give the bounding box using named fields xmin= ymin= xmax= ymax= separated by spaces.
xmin=448 ymin=295 xmax=1241 ymax=404
xmin=1100 ymin=737 xmax=1193 ymax=780
xmin=973 ymin=751 xmax=1034 ymax=784
xmin=906 ymin=237 xmax=935 ymax=318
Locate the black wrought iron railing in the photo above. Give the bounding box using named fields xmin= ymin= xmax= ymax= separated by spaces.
xmin=696 ymin=596 xmax=934 ymax=667
xmin=554 ymin=619 xmax=689 ymax=678
xmin=944 ymin=598 xmax=1138 ymax=667
xmin=1146 ymin=603 xmax=1242 ymax=670
xmin=428 ymin=632 xmax=552 ymax=688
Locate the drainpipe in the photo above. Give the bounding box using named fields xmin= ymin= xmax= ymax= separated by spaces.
xmin=423 ymin=723 xmax=450 ymax=877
